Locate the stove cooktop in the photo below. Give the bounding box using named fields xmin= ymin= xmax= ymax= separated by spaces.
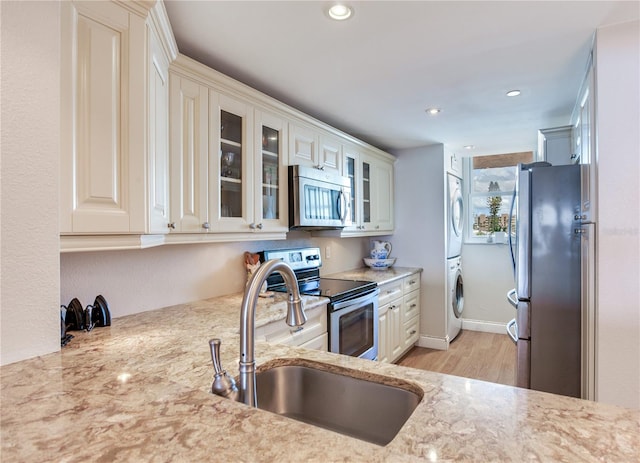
xmin=300 ymin=278 xmax=377 ymax=300
xmin=261 ymin=247 xmax=377 ymax=303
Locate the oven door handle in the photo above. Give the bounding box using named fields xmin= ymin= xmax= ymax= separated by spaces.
xmin=330 ymin=288 xmax=379 ymax=312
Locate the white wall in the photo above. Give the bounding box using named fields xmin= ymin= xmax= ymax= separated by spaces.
xmin=461 ymin=244 xmax=515 ymax=325
xmin=392 ymin=144 xmax=447 ymax=343
xmin=0 ymin=2 xmax=61 ymax=365
xmin=60 ymin=234 xmax=369 ymax=318
xmin=594 ymin=19 xmax=640 ymax=409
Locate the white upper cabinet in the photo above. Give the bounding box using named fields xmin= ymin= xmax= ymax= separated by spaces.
xmin=60 ymin=2 xmax=394 ymax=249
xmin=147 ymin=20 xmax=171 ymax=233
xmin=167 ymin=56 xmax=290 ymax=239
xmin=288 ymin=122 xmax=342 ymax=175
xmin=210 ymin=92 xmax=254 ymax=232
xmin=254 ymin=109 xmax=289 ymax=232
xmin=340 ymin=146 xmax=395 ymax=235
xmin=371 ymin=157 xmax=394 ymax=232
xmin=60 ymin=0 xmax=176 ymax=246
xmin=169 ymin=73 xmax=209 ymax=233
xmin=318 ymin=133 xmax=343 ymax=175
xmin=571 ymin=54 xmax=595 ymax=222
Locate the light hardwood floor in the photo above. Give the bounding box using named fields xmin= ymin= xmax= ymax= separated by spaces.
xmin=397 ymin=330 xmax=516 ymax=386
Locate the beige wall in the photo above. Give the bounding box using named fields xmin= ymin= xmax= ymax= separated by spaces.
xmin=0 ymin=1 xmax=61 ymax=365
xmin=594 ymin=19 xmax=640 ymax=409
xmin=60 ymin=234 xmax=369 ymax=319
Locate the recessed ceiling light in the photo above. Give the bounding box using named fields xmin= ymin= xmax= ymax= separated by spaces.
xmin=426 ymin=108 xmax=441 ymax=115
xmin=506 ymin=90 xmax=521 ymax=97
xmin=464 ymin=145 xmax=475 ymax=150
xmin=327 ymin=4 xmax=353 ymax=20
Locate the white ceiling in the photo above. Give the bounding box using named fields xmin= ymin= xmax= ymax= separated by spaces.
xmin=163 ymin=1 xmax=638 ymax=156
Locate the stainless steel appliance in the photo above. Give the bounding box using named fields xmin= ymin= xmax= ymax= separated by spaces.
xmin=261 ymin=247 xmax=379 ymax=360
xmin=506 ymin=162 xmax=583 ymax=398
xmin=288 ymin=165 xmax=351 ymax=230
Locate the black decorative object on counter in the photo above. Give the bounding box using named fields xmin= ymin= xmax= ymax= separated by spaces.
xmin=60 ymin=295 xmax=112 ymax=345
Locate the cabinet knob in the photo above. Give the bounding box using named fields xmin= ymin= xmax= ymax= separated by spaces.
xmin=202 ymin=222 xmax=210 ymax=230
xmin=256 ymin=223 xmax=263 ymax=230
xmin=376 ymin=225 xmax=380 ymax=230
xmin=409 ymin=330 xmax=417 ymax=336
xmin=168 ymin=222 xmax=176 ymax=230
xmin=574 ymin=214 xmax=587 ymax=221
xmin=314 ymin=164 xmax=325 ymax=171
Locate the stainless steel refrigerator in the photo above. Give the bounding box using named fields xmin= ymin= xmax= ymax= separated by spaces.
xmin=506 ymin=162 xmax=583 ymax=398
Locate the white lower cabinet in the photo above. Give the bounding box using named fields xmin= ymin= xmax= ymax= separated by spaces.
xmin=256 ymin=304 xmax=327 ymax=351
xmin=378 ymin=274 xmax=421 ymax=363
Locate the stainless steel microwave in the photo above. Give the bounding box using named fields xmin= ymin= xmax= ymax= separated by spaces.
xmin=288 ymin=165 xmax=351 ymax=230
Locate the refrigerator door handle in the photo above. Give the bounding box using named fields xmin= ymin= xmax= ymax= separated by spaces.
xmin=507 ymin=288 xmax=518 ymax=308
xmin=506 ymin=318 xmax=518 ymax=344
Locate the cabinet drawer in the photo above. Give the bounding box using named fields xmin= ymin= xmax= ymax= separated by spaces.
xmin=256 ymin=304 xmax=327 ymax=347
xmin=403 ymin=292 xmax=420 ymax=323
xmin=404 ymin=316 xmax=420 ymax=348
xmin=378 ymin=280 xmax=403 ymax=306
xmin=298 ymin=332 xmax=328 ymax=352
xmin=403 ymin=274 xmax=421 ymax=293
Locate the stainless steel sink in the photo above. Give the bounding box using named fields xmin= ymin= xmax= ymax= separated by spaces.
xmin=254 ymin=359 xmax=423 ymax=446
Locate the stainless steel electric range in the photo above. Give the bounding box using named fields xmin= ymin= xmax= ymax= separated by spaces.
xmin=261 ymin=247 xmax=379 ymax=360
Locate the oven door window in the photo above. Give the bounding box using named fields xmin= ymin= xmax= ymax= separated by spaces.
xmin=338 ymin=303 xmax=374 ymax=358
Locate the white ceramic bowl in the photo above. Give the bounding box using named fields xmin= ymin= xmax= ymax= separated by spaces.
xmin=363 ymin=257 xmax=396 ymax=270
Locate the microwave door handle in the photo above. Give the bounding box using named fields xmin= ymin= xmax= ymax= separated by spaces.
xmin=337 ymin=190 xmax=347 ymax=222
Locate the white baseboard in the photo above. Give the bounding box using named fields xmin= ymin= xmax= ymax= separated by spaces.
xmin=461 ymin=319 xmax=508 ymax=335
xmin=414 ymin=320 xmax=509 ymax=352
xmin=417 ymin=335 xmax=449 ymax=350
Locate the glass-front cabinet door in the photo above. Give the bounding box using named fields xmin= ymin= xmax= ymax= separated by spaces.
xmin=255 ymin=110 xmax=288 ymax=232
xmin=362 ymin=160 xmax=372 ymax=230
xmin=211 ymin=93 xmax=253 ymax=232
xmin=343 ymin=147 xmax=360 ymax=231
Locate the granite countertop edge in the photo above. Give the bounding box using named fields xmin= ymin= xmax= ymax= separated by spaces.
xmin=1 ymin=267 xmax=638 ymax=462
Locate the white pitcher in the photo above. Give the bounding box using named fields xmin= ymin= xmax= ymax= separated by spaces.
xmin=370 ymin=240 xmax=392 ymax=260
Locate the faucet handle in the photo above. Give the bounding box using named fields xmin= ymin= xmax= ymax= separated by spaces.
xmin=208 ymin=339 xmax=239 ymax=401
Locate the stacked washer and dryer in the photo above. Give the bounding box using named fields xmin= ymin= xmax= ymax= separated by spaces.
xmin=446 ymin=174 xmax=465 ymax=341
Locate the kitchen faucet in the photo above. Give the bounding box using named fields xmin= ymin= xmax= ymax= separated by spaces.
xmin=209 ymin=259 xmax=306 ymax=407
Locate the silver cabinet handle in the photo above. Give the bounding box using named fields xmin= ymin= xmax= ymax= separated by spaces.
xmin=256 ymin=223 xmax=263 ymax=230
xmin=290 ymin=326 xmax=304 ymax=334
xmin=202 ymin=222 xmax=210 ymax=230
xmin=507 ymin=289 xmax=518 ymax=308
xmin=506 ymin=318 xmax=518 ymax=344
xmin=409 ymin=330 xmax=417 ymax=336
xmin=168 ymin=222 xmax=176 ymax=230
xmin=410 ymin=304 xmax=417 ymax=308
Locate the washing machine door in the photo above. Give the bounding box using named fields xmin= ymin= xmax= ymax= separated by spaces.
xmin=451 ymin=186 xmax=464 ymax=239
xmin=452 ymin=268 xmax=464 ymax=318
xmin=447 ymin=175 xmax=464 ymax=258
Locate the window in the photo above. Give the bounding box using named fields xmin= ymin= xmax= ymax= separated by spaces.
xmin=466 ymin=152 xmax=533 ymax=243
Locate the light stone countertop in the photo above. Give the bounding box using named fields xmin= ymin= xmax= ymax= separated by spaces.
xmin=1 ymin=268 xmax=638 ymax=462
